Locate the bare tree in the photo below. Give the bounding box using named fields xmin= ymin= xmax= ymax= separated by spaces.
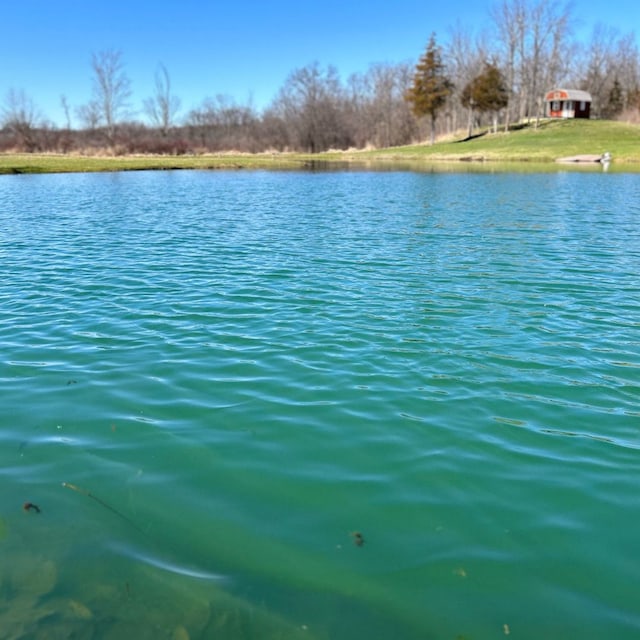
xmin=186 ymin=94 xmax=258 ymax=151
xmin=1 ymin=88 xmax=42 ymax=151
xmin=576 ymin=27 xmax=640 ymax=118
xmin=56 ymin=94 xmax=74 ymax=152
xmin=492 ymin=0 xmax=574 ymax=128
xmin=60 ymin=95 xmax=72 ymax=129
xmin=524 ymin=0 xmax=573 ymax=123
xmin=492 ymin=0 xmax=527 ymax=130
xmin=613 ymin=33 xmax=640 ymax=113
xmin=346 ymin=62 xmax=417 ymax=148
xmin=90 ymin=49 xmax=132 ymax=143
xmin=143 ymin=63 xmax=181 ymax=135
xmin=575 ymin=24 xmax=619 ymax=118
xmin=76 ymin=100 xmax=101 ymax=130
xmin=270 ymin=62 xmax=350 ymax=152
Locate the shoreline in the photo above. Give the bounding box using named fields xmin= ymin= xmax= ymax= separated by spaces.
xmin=0 ymin=151 xmax=635 ymax=175
xmin=2 ymin=119 xmax=639 ymax=174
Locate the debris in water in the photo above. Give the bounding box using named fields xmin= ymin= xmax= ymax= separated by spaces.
xmin=351 ymin=531 xmax=365 ymax=546
xmin=62 ymin=481 xmax=142 ymax=532
xmin=23 ymin=502 xmax=41 ymax=514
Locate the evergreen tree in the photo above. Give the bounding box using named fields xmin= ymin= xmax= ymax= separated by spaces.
xmin=461 ymin=63 xmax=509 ymax=136
xmin=626 ymin=87 xmax=640 ymax=112
xmin=406 ymin=34 xmax=453 ymax=145
xmin=470 ymin=63 xmax=509 ymax=133
xmin=605 ymin=78 xmax=624 ymax=119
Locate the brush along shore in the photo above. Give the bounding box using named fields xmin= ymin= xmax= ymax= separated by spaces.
xmin=1 ymin=119 xmax=639 ymax=174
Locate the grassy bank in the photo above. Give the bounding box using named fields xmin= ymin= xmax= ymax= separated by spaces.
xmin=1 ymin=119 xmax=639 ymax=174
xmin=331 ymin=118 xmax=640 ymax=164
xmin=0 ymin=152 xmax=314 ymax=175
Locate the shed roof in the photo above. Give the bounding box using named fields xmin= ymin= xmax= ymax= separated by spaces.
xmin=545 ymin=89 xmax=592 ymax=102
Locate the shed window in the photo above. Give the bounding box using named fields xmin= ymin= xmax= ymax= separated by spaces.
xmin=551 ymin=100 xmax=561 ymax=111
xmin=580 ymin=101 xmax=586 ymax=110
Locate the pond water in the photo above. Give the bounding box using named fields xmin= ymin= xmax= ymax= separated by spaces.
xmin=1 ymin=168 xmax=639 ymax=639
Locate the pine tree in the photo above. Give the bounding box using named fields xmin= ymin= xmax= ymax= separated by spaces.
xmin=406 ymin=34 xmax=453 ymax=145
xmin=471 ymin=63 xmax=509 ymax=133
xmin=605 ymin=78 xmax=624 ymax=119
xmin=461 ymin=63 xmax=509 ymax=136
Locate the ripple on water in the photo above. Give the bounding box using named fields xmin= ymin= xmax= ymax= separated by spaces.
xmin=1 ymin=170 xmax=640 ymax=639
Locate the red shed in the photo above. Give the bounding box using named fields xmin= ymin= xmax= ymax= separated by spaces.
xmin=545 ymin=89 xmax=592 ymax=119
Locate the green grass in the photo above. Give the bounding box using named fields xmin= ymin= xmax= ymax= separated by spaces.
xmin=0 ymin=152 xmax=315 ymax=174
xmin=334 ymin=118 xmax=640 ymax=164
xmin=1 ymin=119 xmax=639 ymax=174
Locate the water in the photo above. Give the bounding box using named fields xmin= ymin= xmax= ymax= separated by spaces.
xmin=1 ymin=168 xmax=639 ymax=639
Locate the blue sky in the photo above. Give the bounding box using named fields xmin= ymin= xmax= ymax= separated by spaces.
xmin=1 ymin=0 xmax=639 ymax=127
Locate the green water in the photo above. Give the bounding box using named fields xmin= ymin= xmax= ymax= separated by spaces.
xmin=1 ymin=169 xmax=639 ymax=639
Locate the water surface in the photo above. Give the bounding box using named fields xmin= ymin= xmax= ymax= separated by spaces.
xmin=1 ymin=169 xmax=639 ymax=639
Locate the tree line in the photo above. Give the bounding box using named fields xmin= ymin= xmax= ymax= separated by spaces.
xmin=2 ymin=0 xmax=639 ymax=155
